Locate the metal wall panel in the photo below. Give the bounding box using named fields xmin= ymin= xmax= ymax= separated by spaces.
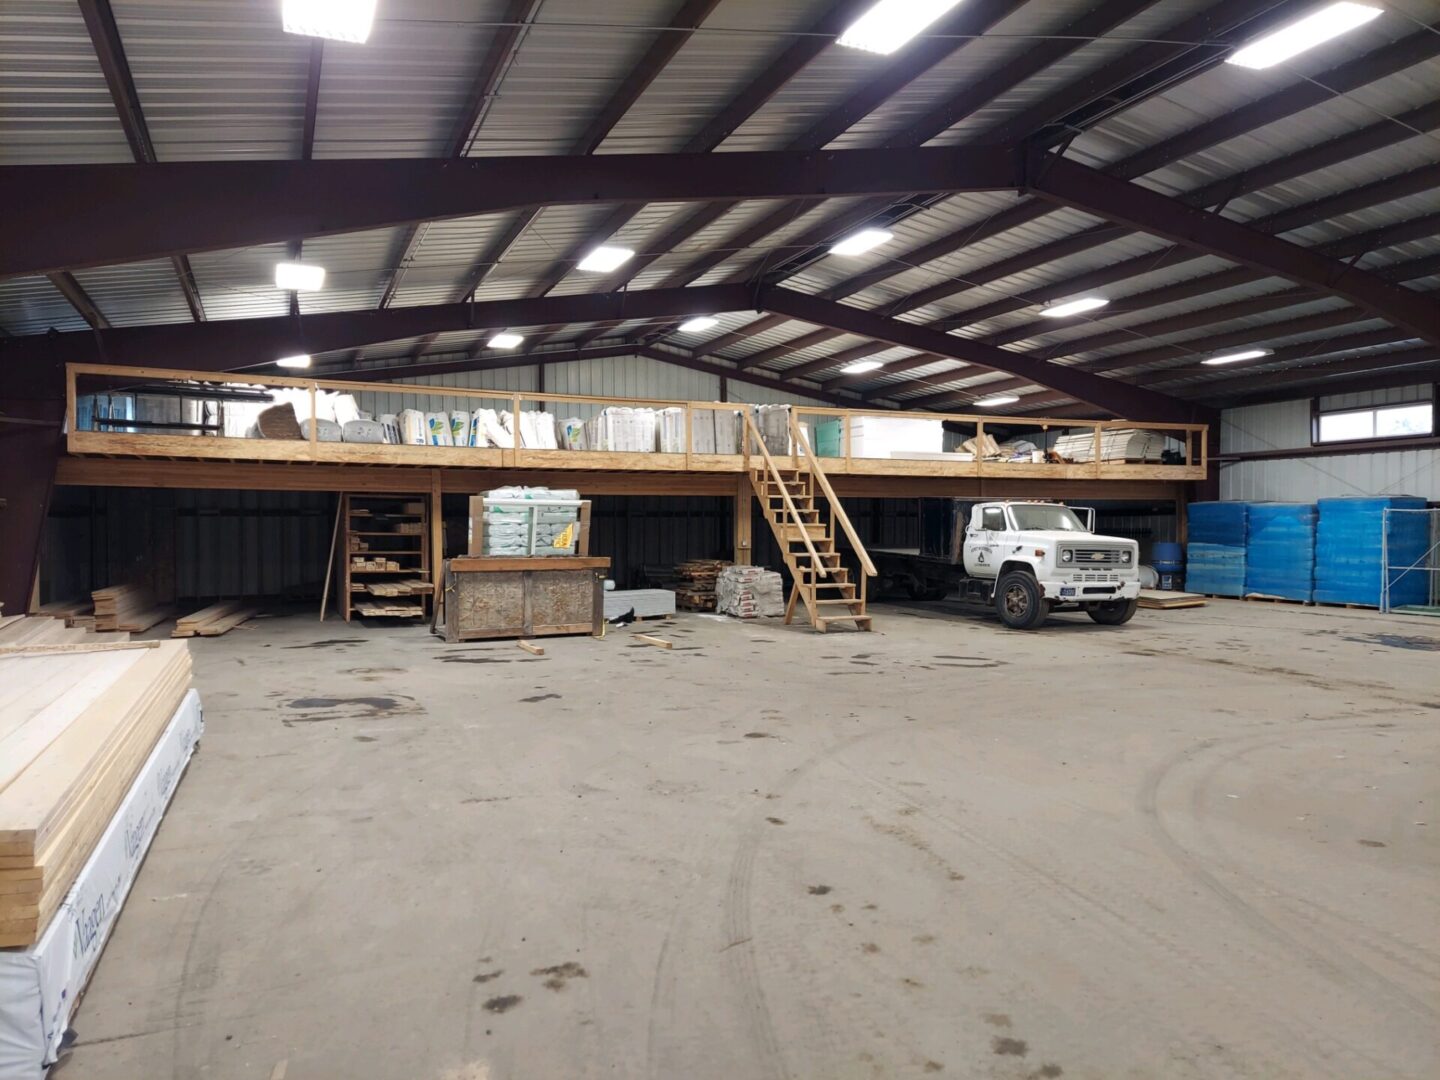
xmin=1220 ymin=385 xmax=1440 ymax=501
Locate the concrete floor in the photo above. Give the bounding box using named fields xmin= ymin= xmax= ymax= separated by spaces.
xmin=59 ymin=600 xmax=1437 ymax=1080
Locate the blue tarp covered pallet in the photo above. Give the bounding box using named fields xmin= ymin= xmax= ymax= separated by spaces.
xmin=1244 ymin=503 xmax=1317 ymax=602
xmin=1315 ymin=496 xmax=1430 ymax=608
xmin=1186 ymin=501 xmax=1247 ymax=596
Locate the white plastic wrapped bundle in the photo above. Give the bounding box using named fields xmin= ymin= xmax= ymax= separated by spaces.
xmin=468 ymin=412 xmax=490 ymax=448
xmin=424 ymin=412 xmax=453 ymax=446
xmin=560 ymin=417 xmax=586 ymax=450
xmin=716 ymin=565 xmax=785 ymax=618
xmin=755 ymin=404 xmax=790 ymax=456
xmin=658 ymin=407 xmax=685 ymax=453
xmin=713 ymin=408 xmax=739 ymax=454
xmin=478 ymin=409 xmax=509 ymax=447
xmin=529 ymin=411 xmax=559 ymax=449
xmin=398 ymin=409 xmax=428 ymax=445
xmin=379 ymin=414 xmax=402 ymax=444
xmin=449 ymin=410 xmax=471 ymax=447
xmin=635 ymin=408 xmax=657 ymax=452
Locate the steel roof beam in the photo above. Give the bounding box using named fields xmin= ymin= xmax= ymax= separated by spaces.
xmin=758 ymin=287 xmax=1206 ymax=422
xmin=75 ymin=0 xmax=204 ymax=324
xmin=1 ymin=285 xmax=757 ymax=384
xmin=0 ymin=145 xmax=1026 ymax=280
xmin=721 ymin=25 xmax=1440 ymax=371
xmin=45 ymin=272 xmax=110 ymax=331
xmin=691 ymin=0 xmax=1316 ymax=350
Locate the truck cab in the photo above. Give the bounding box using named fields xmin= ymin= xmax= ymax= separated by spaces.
xmin=961 ymin=501 xmax=1141 ymax=629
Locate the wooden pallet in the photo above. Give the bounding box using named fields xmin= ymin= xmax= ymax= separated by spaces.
xmin=1138 ymin=590 xmax=1206 ymax=610
xmin=1240 ymin=593 xmax=1314 ymax=606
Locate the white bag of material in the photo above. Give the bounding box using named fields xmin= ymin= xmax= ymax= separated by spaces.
xmin=530 ymin=411 xmax=558 ymax=450
xmin=658 ymin=407 xmax=685 ymax=453
xmin=398 ymin=409 xmax=428 ymax=446
xmin=424 ymin=411 xmax=453 ymax=446
xmin=560 ymin=417 xmax=586 ymax=450
xmin=449 ymin=410 xmax=471 ymax=447
xmin=475 ymin=414 xmax=498 ymax=449
xmin=379 ymin=413 xmax=402 ymax=444
xmin=478 ymin=409 xmax=509 ymax=447
xmin=332 ymin=393 xmax=361 ymax=428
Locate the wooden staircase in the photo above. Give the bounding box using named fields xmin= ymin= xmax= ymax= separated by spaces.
xmin=743 ymin=412 xmax=876 ymax=632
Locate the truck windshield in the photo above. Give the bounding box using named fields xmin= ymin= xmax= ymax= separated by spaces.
xmin=1009 ymin=505 xmax=1087 ymax=532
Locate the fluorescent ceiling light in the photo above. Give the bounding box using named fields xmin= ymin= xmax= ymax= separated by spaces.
xmin=274 ymin=262 xmax=325 ymax=291
xmin=577 ymin=245 xmax=634 ymax=273
xmin=1039 ymin=296 xmax=1108 ymax=318
xmin=276 ymin=354 xmax=312 ymax=369
xmin=1227 ymin=3 xmax=1382 ymax=70
xmin=838 ymin=0 xmax=965 ymax=55
xmin=829 ymin=228 xmax=893 ymax=256
xmin=487 ymin=332 xmax=524 ymax=349
xmin=1202 ymin=348 xmax=1272 ymax=366
xmin=972 ymin=393 xmax=1019 ymax=408
xmin=282 ymin=0 xmax=377 ymax=44
xmin=678 ymin=316 xmax=719 ymax=333
xmin=841 ymin=359 xmax=883 ymax=374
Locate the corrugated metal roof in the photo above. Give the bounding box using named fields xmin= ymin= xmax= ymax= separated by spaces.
xmin=3 ymin=0 xmax=1436 ymax=408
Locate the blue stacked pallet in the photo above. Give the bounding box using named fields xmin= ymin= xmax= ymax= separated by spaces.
xmin=1244 ymin=503 xmax=1317 ymax=602
xmin=1186 ymin=501 xmax=1247 ymax=596
xmin=1314 ymin=496 xmax=1430 ymax=608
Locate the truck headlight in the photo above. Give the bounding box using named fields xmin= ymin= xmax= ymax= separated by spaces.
xmin=1121 ymin=550 xmax=1132 ymax=564
xmin=1061 ymin=549 xmax=1073 ymax=563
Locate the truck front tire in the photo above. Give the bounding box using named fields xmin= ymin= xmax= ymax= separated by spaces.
xmin=995 ymin=571 xmax=1047 ymax=630
xmin=1087 ymin=598 xmax=1138 ymax=625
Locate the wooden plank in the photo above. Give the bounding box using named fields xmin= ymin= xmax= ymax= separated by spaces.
xmin=634 ymin=634 xmax=672 ymax=650
xmin=194 ymin=607 xmax=258 ymax=636
xmin=447 ymin=557 xmax=611 ymax=572
xmin=516 ymin=640 xmax=545 ymax=656
xmin=0 ymin=641 xmax=159 ymax=655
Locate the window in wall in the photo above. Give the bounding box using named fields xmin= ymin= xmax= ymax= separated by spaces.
xmin=1314 ymin=401 xmax=1435 ymax=445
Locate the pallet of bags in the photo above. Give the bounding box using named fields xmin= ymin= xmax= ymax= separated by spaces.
xmin=716 ymin=565 xmax=784 ymax=618
xmin=658 ymin=407 xmax=686 ymax=453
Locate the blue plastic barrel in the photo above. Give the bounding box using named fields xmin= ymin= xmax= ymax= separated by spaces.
xmin=1152 ymin=542 xmax=1183 ymax=572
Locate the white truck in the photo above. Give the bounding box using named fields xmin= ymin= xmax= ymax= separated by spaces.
xmin=869 ymin=499 xmax=1141 ymax=630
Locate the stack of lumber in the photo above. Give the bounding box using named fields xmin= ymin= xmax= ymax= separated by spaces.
xmin=172 ymin=600 xmax=259 ymax=638
xmin=0 ymin=616 xmax=125 ymax=648
xmin=0 ymin=640 xmax=192 ymax=946
xmin=1138 ymin=589 xmax=1207 ymax=610
xmin=353 ymin=599 xmax=424 ymax=617
xmin=363 ymin=579 xmax=433 ymax=597
xmin=35 ymin=598 xmax=94 ymax=628
xmin=91 ymin=584 xmax=172 ymax=632
xmin=674 ymin=559 xmax=729 ymax=612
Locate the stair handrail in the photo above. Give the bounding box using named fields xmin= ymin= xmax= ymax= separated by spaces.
xmin=741 ymin=410 xmax=828 ymax=579
xmin=789 ymin=413 xmax=878 ymax=579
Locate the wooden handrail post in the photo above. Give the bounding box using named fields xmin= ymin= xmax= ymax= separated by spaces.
xmin=308 ymin=383 xmax=318 ymax=454
xmin=1093 ymin=422 xmax=1103 ymax=478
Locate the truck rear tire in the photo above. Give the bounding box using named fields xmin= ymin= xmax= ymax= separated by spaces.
xmin=1087 ymin=598 xmax=1138 ymax=625
xmin=995 ymin=571 xmax=1047 ymax=630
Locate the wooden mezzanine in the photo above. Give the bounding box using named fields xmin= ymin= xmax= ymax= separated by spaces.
xmin=64 ymin=362 xmax=1209 ymax=491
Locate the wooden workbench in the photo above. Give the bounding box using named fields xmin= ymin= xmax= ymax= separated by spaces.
xmin=438 ymin=556 xmax=610 ymax=642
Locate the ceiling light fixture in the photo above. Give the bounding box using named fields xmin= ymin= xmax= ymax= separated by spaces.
xmin=972 ymin=393 xmax=1020 ymax=408
xmin=1227 ymin=3 xmax=1382 ymax=69
xmin=841 ymin=359 xmax=884 ymax=374
xmin=1202 ymin=348 xmax=1273 ymax=366
xmin=276 ymin=354 xmax=312 ymax=369
xmin=838 ymin=0 xmax=965 ymax=55
xmin=1039 ymin=296 xmax=1108 ymax=318
xmin=577 ymin=245 xmax=634 ymax=273
xmin=678 ymin=316 xmax=719 ymax=333
xmin=829 ymin=228 xmax=893 ymax=256
xmin=274 ymin=262 xmax=326 ymax=291
xmin=282 ymin=0 xmax=378 ymax=43
xmin=487 ymin=332 xmax=524 ymax=349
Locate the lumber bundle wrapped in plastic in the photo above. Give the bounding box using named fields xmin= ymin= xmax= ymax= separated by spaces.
xmin=1185 ymin=501 xmax=1247 ymax=596
xmin=1314 ymin=496 xmax=1429 ymax=607
xmin=1244 ymin=503 xmax=1317 ymax=602
xmin=0 ymin=642 xmax=193 ymax=946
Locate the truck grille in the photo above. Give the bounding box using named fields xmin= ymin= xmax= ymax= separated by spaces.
xmin=1068 ymin=546 xmax=1124 ymax=565
xmin=1071 ymin=571 xmax=1121 ymax=583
